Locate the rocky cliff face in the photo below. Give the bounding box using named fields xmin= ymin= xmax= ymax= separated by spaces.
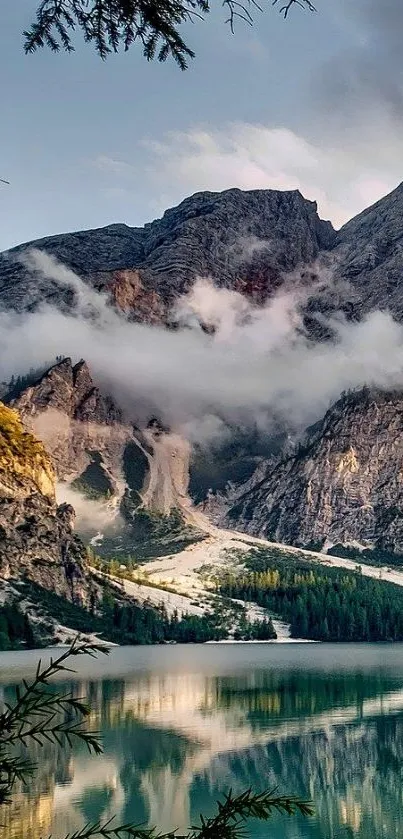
xmin=9 ymin=358 xmax=192 ymax=514
xmin=3 ymin=184 xmax=403 ymax=553
xmin=333 ymin=181 xmax=403 ymax=320
xmin=3 ymin=183 xmax=403 ymax=326
xmin=11 ymin=358 xmax=132 ymax=496
xmin=7 ymin=359 xmax=203 ymax=558
xmin=0 ymin=188 xmax=335 ymax=317
xmin=226 ymin=387 xmax=403 ymax=551
xmin=0 ymin=402 xmax=95 ymax=604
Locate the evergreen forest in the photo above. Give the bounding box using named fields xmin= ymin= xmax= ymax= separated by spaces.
xmin=217 ymin=548 xmax=403 ymax=642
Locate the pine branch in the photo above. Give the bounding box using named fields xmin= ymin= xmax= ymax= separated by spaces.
xmin=23 ymin=0 xmax=207 ymax=67
xmin=0 ymin=754 xmax=36 ymax=804
xmin=44 ymin=786 xmax=314 ymax=839
xmin=23 ymin=0 xmax=315 ymax=67
xmin=189 ymin=787 xmax=314 ymax=838
xmin=44 ymin=816 xmax=160 ymax=838
xmin=272 ymin=0 xmax=316 ymax=17
xmin=0 ymin=639 xmax=108 ymax=804
xmin=0 ymin=638 xmax=108 ymax=741
xmin=223 ymin=0 xmax=263 ymax=34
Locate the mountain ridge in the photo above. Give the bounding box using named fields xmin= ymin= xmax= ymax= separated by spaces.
xmin=3 ymin=183 xmax=403 ymax=558
xmin=0 ymin=187 xmax=335 ymax=317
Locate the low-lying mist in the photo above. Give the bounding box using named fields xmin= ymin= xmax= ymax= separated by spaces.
xmin=2 ymin=248 xmax=403 ymax=443
xmin=56 ymin=482 xmax=121 ymax=530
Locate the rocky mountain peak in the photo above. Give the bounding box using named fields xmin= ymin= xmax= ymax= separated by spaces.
xmin=4 ymin=184 xmax=403 ymax=560
xmin=331 ymin=181 xmax=403 ymax=321
xmin=6 ymin=359 xmax=132 ymax=502
xmin=138 ymin=187 xmax=336 ymax=304
xmin=337 ymin=180 xmax=403 ymax=240
xmin=3 ymin=183 xmax=403 ymax=329
xmin=0 ymin=187 xmax=336 ymax=317
xmin=12 ymin=357 xmax=122 ymax=426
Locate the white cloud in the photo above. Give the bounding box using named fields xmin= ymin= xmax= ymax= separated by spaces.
xmin=56 ymin=482 xmax=121 ymax=534
xmin=141 ymin=122 xmax=400 ymax=228
xmin=4 ymin=253 xmax=403 ymax=443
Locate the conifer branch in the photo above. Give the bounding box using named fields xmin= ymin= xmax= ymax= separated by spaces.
xmin=0 ymin=639 xmax=108 ymax=804
xmin=23 ymin=0 xmax=316 ymax=68
xmin=272 ymin=0 xmax=315 ymax=17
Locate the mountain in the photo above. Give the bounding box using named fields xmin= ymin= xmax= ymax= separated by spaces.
xmin=6 ymin=358 xmax=204 ymax=558
xmin=9 ymin=357 xmax=132 ymax=497
xmin=225 ymin=387 xmax=403 ymax=552
xmin=0 ymin=397 xmax=224 ymax=647
xmin=0 ymin=188 xmax=334 ymax=317
xmin=4 ymin=183 xmax=403 ymax=322
xmin=334 ymin=181 xmax=403 ymax=320
xmin=0 ymin=401 xmax=96 ymax=606
xmin=4 ymin=183 xmax=403 ymax=560
xmin=4 ymin=364 xmax=403 ymax=645
xmin=3 ymin=182 xmax=403 ymax=326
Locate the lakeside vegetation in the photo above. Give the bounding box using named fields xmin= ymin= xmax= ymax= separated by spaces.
xmin=95 ymin=507 xmax=206 ymax=561
xmin=0 ymin=601 xmax=36 ymax=650
xmin=216 ymin=547 xmax=403 ymax=642
xmin=0 ymin=575 xmax=277 ymax=650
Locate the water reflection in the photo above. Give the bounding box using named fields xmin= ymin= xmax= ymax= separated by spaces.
xmin=1 ymin=645 xmax=403 ymax=838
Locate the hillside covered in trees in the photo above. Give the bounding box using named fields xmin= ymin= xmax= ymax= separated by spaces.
xmin=0 ymin=577 xmax=277 ymax=650
xmin=217 ymin=548 xmax=403 ymax=642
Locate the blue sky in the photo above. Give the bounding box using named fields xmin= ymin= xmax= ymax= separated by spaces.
xmin=1 ymin=0 xmax=402 ymax=250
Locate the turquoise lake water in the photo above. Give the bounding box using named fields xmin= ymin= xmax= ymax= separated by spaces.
xmin=1 ymin=642 xmax=403 ymax=838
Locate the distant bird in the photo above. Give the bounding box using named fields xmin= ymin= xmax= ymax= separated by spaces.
xmin=0 ymin=178 xmax=10 ymax=185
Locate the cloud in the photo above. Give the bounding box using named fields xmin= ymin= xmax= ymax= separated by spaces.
xmin=142 ymin=123 xmax=399 ymax=228
xmin=303 ymin=0 xmax=403 ymax=205
xmin=56 ymin=482 xmax=121 ymax=535
xmin=227 ymin=235 xmax=273 ymax=267
xmin=93 ymin=9 xmax=403 ymax=236
xmin=3 ymin=252 xmax=403 ymax=444
xmin=134 ymin=4 xmax=403 ymax=233
xmin=22 ymin=249 xmax=116 ymax=326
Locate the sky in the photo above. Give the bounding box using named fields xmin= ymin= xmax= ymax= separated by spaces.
xmin=1 ymin=0 xmax=403 ymax=251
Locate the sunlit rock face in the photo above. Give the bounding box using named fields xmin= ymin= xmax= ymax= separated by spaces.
xmin=225 ymin=387 xmax=403 ymax=551
xmin=11 ymin=357 xmax=132 ymax=501
xmin=0 ymin=401 xmax=95 ymax=605
xmin=8 ymin=359 xmax=202 ymax=558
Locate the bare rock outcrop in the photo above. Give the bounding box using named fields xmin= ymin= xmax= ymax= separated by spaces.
xmin=11 ymin=358 xmax=132 ymax=497
xmin=0 ymin=402 xmax=96 ymax=605
xmin=0 ymin=188 xmax=335 ymax=317
xmin=226 ymin=388 xmax=403 ymax=551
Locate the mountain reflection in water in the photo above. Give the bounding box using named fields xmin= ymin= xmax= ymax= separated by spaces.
xmin=1 ymin=643 xmax=403 ymax=839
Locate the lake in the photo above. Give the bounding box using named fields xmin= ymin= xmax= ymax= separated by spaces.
xmin=1 ymin=643 xmax=403 ymax=838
